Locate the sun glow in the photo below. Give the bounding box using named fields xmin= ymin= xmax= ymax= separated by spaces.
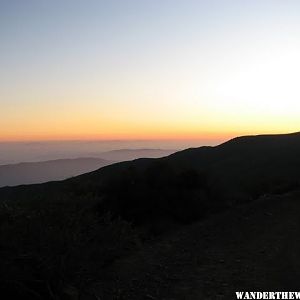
xmin=1 ymin=1 xmax=300 ymax=142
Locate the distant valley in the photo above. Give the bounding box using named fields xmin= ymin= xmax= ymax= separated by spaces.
xmin=0 ymin=149 xmax=176 ymax=187
xmin=0 ymin=158 xmax=113 ymax=187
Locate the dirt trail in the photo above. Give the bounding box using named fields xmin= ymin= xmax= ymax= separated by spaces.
xmin=96 ymin=192 xmax=300 ymax=299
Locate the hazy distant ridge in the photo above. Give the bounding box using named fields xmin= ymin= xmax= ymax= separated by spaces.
xmin=97 ymin=148 xmax=177 ymax=161
xmin=0 ymin=158 xmax=113 ymax=187
xmin=0 ymin=148 xmax=176 ymax=187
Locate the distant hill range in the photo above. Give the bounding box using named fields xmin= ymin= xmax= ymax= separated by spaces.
xmin=0 ymin=158 xmax=114 ymax=187
xmin=1 ymin=132 xmax=300 ymax=224
xmin=97 ymin=148 xmax=177 ymax=161
xmin=0 ymin=149 xmax=176 ymax=187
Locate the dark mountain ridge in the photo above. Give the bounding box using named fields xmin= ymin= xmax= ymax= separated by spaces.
xmin=1 ymin=132 xmax=300 ymax=224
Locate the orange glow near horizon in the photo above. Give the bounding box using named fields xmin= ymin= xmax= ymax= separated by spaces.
xmin=1 ymin=98 xmax=299 ymax=142
xmin=0 ymin=125 xmax=298 ymax=143
xmin=1 ymin=1 xmax=300 ymax=143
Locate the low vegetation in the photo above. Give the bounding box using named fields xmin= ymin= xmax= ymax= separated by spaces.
xmin=0 ymin=198 xmax=139 ymax=299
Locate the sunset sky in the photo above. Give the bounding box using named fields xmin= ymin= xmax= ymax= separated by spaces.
xmin=1 ymin=0 xmax=300 ymax=141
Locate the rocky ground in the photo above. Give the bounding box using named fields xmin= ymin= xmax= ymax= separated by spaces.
xmin=93 ymin=192 xmax=300 ymax=300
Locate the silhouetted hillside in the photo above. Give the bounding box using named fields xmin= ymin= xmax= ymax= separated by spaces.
xmin=1 ymin=132 xmax=300 ymax=298
xmin=1 ymin=132 xmax=300 ymax=223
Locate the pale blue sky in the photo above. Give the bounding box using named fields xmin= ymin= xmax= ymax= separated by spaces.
xmin=1 ymin=0 xmax=300 ymax=140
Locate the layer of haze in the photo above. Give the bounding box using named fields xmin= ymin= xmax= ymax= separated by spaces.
xmin=0 ymin=138 xmax=223 ymax=165
xmin=1 ymin=0 xmax=300 ymax=142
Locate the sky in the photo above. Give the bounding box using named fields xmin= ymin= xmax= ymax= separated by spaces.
xmin=1 ymin=0 xmax=300 ymax=142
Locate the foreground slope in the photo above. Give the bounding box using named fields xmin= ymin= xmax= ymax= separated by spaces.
xmin=98 ymin=191 xmax=300 ymax=299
